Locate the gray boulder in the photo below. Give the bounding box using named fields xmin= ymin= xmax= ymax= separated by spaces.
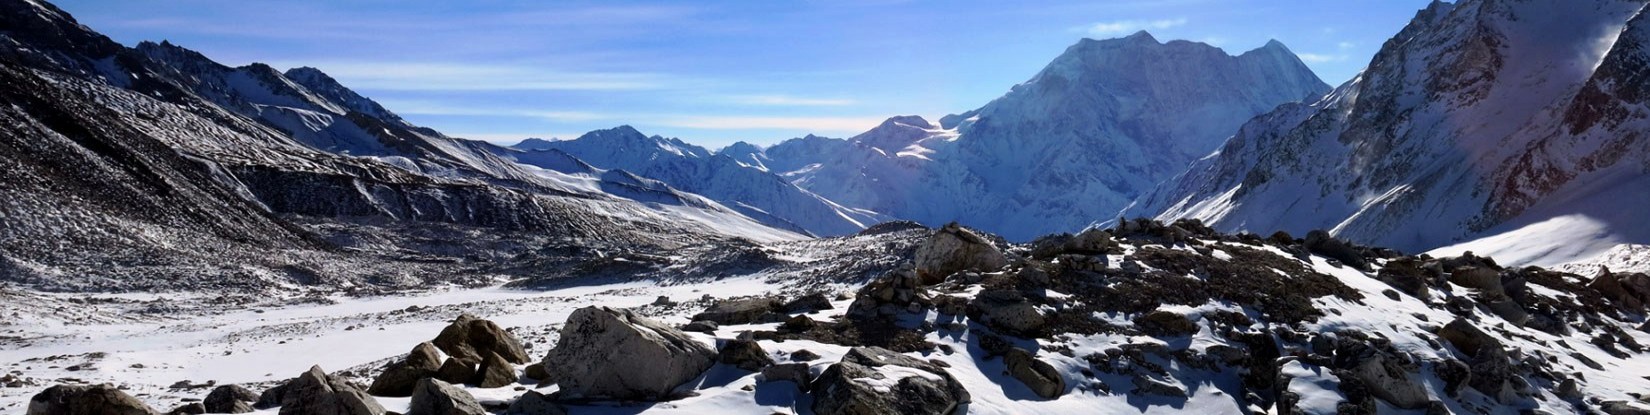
xmin=542 ymin=306 xmax=716 ymax=401
xmin=407 ymin=378 xmax=485 ymax=415
xmin=914 ymin=222 xmax=1007 ymax=284
xmin=692 ymin=297 xmax=784 ymax=325
xmin=810 ymin=347 xmax=970 ymax=415
xmin=1003 ymin=347 xmax=1065 ymax=399
xmin=503 ymin=391 xmax=568 ymax=415
xmin=967 ymin=289 xmax=1046 ymax=337
xmin=718 ymin=339 xmax=775 ymax=371
xmin=1345 ymin=353 xmax=1428 ymax=409
xmin=277 ymin=365 xmax=386 ymax=415
xmin=761 ymin=363 xmax=813 ymax=387
xmin=27 ymin=384 xmax=154 ymax=415
xmin=203 ymin=384 xmax=258 ymax=413
xmin=433 ymin=314 xmax=531 ymax=366
xmin=368 ymin=342 xmax=445 ymax=396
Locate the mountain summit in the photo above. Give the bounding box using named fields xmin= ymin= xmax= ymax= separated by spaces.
xmin=743 ymin=33 xmax=1330 ymax=240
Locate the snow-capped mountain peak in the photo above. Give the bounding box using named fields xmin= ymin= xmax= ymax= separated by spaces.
xmin=754 ymin=34 xmax=1331 ymax=241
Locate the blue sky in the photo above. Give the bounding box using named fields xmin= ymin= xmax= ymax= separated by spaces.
xmin=60 ymin=0 xmax=1431 ymax=148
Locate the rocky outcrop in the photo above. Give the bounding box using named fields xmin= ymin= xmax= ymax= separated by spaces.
xmin=27 ymin=384 xmax=154 ymax=415
xmin=847 ymin=263 xmax=929 ymax=319
xmin=1304 ymin=230 xmax=1368 ymax=270
xmin=1589 ymin=269 xmax=1650 ymax=310
xmin=1003 ymin=348 xmax=1065 ymax=399
xmin=203 ymin=384 xmax=258 ymax=413
xmin=541 ymin=306 xmax=716 ymax=401
xmin=367 ymin=342 xmax=445 ymax=396
xmin=407 ymin=378 xmax=485 ymax=415
xmin=276 ymin=366 xmax=385 ymax=415
xmin=810 ymin=347 xmax=970 ymax=415
xmin=1028 ymin=228 xmax=1119 ymax=259
xmin=475 ymin=350 xmax=519 ymax=388
xmin=914 ymin=223 xmax=1006 ymax=284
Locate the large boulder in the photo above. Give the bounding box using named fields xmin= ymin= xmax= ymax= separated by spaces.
xmin=1437 ymin=318 xmax=1500 ymax=358
xmin=810 ymin=347 xmax=970 ymax=415
xmin=691 ymin=297 xmax=784 ymax=325
xmin=1003 ymin=348 xmax=1065 ymax=399
xmin=503 ymin=391 xmax=568 ymax=415
xmin=1448 ymin=266 xmax=1503 ymax=295
xmin=475 ymin=350 xmax=519 ymax=388
xmin=914 ymin=222 xmax=1007 ymax=284
xmin=203 ymin=384 xmax=259 ymax=413
xmin=1304 ymin=230 xmax=1368 ymax=270
xmin=277 ymin=365 xmax=386 ymax=415
xmin=1344 ymin=353 xmax=1428 ymax=409
xmin=27 ymin=384 xmax=154 ymax=415
xmin=967 ymin=289 xmax=1046 ymax=337
xmin=718 ymin=339 xmax=775 ymax=371
xmin=407 ymin=378 xmax=485 ymax=415
xmin=541 ymin=306 xmax=716 ymax=401
xmin=368 ymin=342 xmax=445 ymax=396
xmin=1375 ymin=257 xmax=1433 ymax=300
xmin=1029 ymin=228 xmax=1117 ymax=259
xmin=433 ymin=314 xmax=531 ymax=366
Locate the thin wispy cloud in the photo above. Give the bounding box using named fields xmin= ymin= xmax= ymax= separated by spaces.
xmin=1083 ymin=18 xmax=1188 ymax=36
xmin=725 ymin=95 xmax=857 ymax=107
xmin=377 ymin=100 xmax=610 ymax=122
xmin=1296 ymin=53 xmax=1348 ymax=63
xmin=657 ymin=115 xmax=883 ymax=132
xmin=287 ymin=62 xmax=668 ymax=91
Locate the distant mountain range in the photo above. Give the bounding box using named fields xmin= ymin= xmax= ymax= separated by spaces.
xmin=555 ymin=32 xmax=1331 ymax=241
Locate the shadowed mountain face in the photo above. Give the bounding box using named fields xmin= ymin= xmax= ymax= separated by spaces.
xmin=0 ymin=0 xmax=802 ymax=291
xmin=1126 ymin=0 xmax=1650 ymax=265
xmin=738 ymin=32 xmax=1330 ymax=241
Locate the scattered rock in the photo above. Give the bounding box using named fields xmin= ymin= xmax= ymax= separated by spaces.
xmin=26 ymin=384 xmax=154 ymax=415
xmin=1003 ymin=348 xmax=1065 ymax=399
xmin=203 ymin=384 xmax=258 ymax=413
xmin=276 ymin=365 xmax=385 ymax=415
xmin=779 ymin=315 xmax=817 ymax=333
xmin=542 ymin=306 xmax=716 ymax=401
xmin=914 ymin=222 xmax=1007 ymax=284
xmin=718 ymin=339 xmax=775 ymax=371
xmin=407 ymin=378 xmax=485 ymax=415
